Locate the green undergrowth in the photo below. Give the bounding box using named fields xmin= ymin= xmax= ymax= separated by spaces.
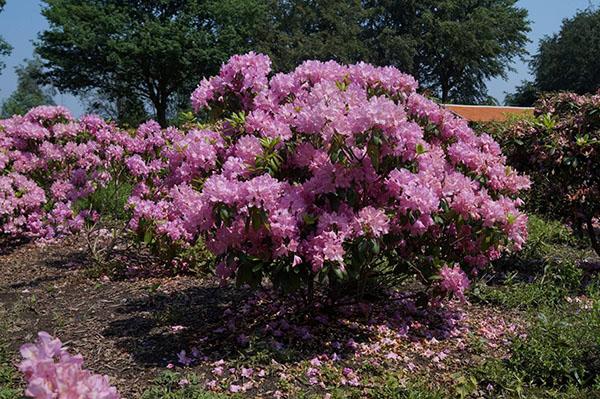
xmin=141 ymin=372 xmax=233 ymax=399
xmin=75 ymin=178 xmax=134 ymax=221
xmin=471 ymin=215 xmax=594 ymax=310
xmin=470 ymin=289 xmax=600 ymax=398
xmin=464 ymin=215 xmax=600 ymax=397
xmin=0 ymin=342 xmax=22 ymax=399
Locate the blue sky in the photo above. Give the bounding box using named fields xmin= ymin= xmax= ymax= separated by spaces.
xmin=0 ymin=0 xmax=598 ymax=116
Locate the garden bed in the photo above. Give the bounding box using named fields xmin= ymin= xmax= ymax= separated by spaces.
xmin=0 ymin=237 xmax=535 ymax=398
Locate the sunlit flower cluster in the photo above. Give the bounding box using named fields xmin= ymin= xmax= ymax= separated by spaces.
xmin=0 ymin=108 xmax=168 ymax=240
xmin=19 ymin=331 xmax=120 ymax=399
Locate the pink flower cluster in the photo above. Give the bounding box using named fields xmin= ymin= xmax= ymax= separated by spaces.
xmin=0 ymin=107 xmax=165 ymax=240
xmin=19 ymin=331 xmax=120 ymax=399
xmin=438 ymin=265 xmax=470 ymax=302
xmin=130 ymin=52 xmax=529 ymax=290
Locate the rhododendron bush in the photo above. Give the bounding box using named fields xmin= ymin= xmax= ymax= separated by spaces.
xmin=0 ymin=106 xmax=120 ymax=240
xmin=493 ymin=92 xmax=600 ymax=256
xmin=0 ymin=106 xmax=166 ymax=243
xmin=129 ymin=53 xmax=530 ymax=298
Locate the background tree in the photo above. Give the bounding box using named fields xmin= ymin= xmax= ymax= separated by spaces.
xmin=532 ymin=8 xmax=600 ymax=95
xmin=260 ymin=0 xmax=371 ymax=72
xmin=265 ymin=0 xmax=529 ymax=104
xmin=37 ymin=0 xmax=530 ymax=120
xmin=1 ymin=58 xmax=55 ymax=117
xmin=362 ymin=0 xmax=530 ymax=103
xmin=504 ymin=80 xmax=539 ymax=106
xmin=361 ymin=0 xmax=420 ymax=74
xmin=413 ymin=0 xmax=529 ymax=103
xmin=505 ymin=8 xmax=600 ymax=106
xmin=36 ymin=0 xmax=270 ymax=127
xmin=82 ymin=91 xmax=148 ymax=128
xmin=0 ymin=0 xmax=12 ymax=75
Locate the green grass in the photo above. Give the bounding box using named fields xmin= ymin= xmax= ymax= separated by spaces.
xmin=140 ymin=372 xmax=234 ymax=399
xmin=367 ymin=377 xmax=447 ymax=399
xmin=465 ymin=215 xmax=600 ymax=398
xmin=0 ymin=344 xmax=22 ymax=399
xmin=471 ymin=215 xmax=592 ymax=310
xmin=470 ymin=292 xmax=600 ymax=398
xmin=509 ymin=302 xmax=600 ymax=388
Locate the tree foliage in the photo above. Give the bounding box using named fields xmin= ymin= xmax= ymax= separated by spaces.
xmin=259 ymin=0 xmax=371 ymax=72
xmin=1 ymin=59 xmax=55 ymax=118
xmin=0 ymin=0 xmax=12 ymax=75
xmin=36 ymin=0 xmax=270 ymax=127
xmin=36 ymin=0 xmax=530 ymax=116
xmin=533 ymin=9 xmax=600 ymax=95
xmin=504 ymin=80 xmax=539 ymax=107
xmin=412 ymin=0 xmax=530 ymax=103
xmin=363 ymin=1 xmax=530 ymax=103
xmin=508 ymin=8 xmax=600 ymax=106
xmin=266 ymin=0 xmax=529 ymax=103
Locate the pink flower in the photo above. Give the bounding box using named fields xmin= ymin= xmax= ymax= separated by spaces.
xmin=357 ymin=206 xmax=390 ymax=237
xmin=177 ymin=350 xmax=193 ymax=366
xmin=241 ymin=367 xmax=254 ymax=378
xmin=18 ymin=332 xmax=120 ymax=399
xmin=439 ymin=265 xmax=470 ymax=302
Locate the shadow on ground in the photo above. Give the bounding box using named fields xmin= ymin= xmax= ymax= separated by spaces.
xmin=0 ymin=237 xmax=30 ymax=256
xmin=102 ymin=284 xmax=463 ymax=368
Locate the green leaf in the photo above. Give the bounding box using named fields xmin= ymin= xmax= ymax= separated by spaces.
xmin=143 ymin=228 xmax=153 ymax=245
xmin=333 ymin=267 xmax=347 ymax=280
xmin=370 ymin=239 xmax=380 ymax=254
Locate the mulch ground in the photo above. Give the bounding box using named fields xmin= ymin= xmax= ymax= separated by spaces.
xmin=0 ymin=237 xmax=527 ymax=398
xmin=0 ymin=237 xmax=216 ymax=397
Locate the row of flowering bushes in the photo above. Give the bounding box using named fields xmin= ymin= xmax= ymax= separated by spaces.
xmin=1 ymin=53 xmax=530 ymax=301
xmin=485 ymin=92 xmax=600 ymax=256
xmin=0 ymin=105 xmax=165 ymax=240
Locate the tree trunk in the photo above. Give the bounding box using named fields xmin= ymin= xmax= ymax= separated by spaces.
xmin=441 ymin=79 xmax=450 ymax=103
xmin=585 ymin=216 xmax=600 ymax=257
xmin=147 ymin=81 xmax=169 ymax=127
xmin=155 ymin=100 xmax=168 ymax=128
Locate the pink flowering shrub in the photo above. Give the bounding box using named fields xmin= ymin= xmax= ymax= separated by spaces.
xmin=0 ymin=106 xmax=166 ymax=241
xmin=130 ymin=52 xmax=530 ymax=298
xmin=19 ymin=331 xmax=120 ymax=398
